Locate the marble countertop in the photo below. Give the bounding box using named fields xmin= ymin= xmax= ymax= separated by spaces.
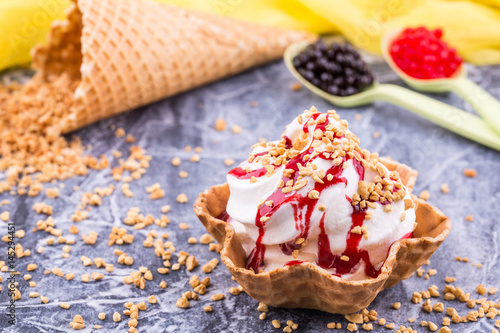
xmin=0 ymin=61 xmax=499 ymax=333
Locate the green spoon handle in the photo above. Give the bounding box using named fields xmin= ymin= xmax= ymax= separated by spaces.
xmin=444 ymin=77 xmax=500 ymax=136
xmin=371 ymin=84 xmax=500 ymax=151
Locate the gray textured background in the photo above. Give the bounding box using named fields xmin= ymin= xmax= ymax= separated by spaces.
xmin=0 ymin=61 xmax=499 ymax=333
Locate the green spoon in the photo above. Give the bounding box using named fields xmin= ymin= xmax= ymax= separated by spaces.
xmin=381 ymin=28 xmax=500 ymax=137
xmin=284 ymin=40 xmax=500 ymax=152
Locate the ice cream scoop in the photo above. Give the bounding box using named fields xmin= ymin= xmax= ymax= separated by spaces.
xmin=224 ymin=107 xmax=416 ymax=280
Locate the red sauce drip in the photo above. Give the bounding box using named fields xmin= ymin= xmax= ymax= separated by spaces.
xmin=246 ymin=230 xmax=266 ymax=273
xmin=283 ymin=136 xmax=293 ymax=149
xmin=401 ymin=232 xmax=413 ymax=240
xmin=228 ymin=166 xmax=267 ymax=180
xmin=317 ymin=212 xmax=336 ymax=268
xmin=216 ymin=210 xmax=230 ymax=222
xmin=228 ymin=152 xmax=271 ymax=180
xmin=285 ymin=260 xmax=305 ymax=266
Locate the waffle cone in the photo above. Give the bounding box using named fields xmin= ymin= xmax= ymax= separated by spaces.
xmin=31 ymin=0 xmax=315 ymax=133
xmin=194 ymin=158 xmax=451 ymax=314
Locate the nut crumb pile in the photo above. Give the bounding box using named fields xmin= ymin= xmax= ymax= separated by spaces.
xmin=0 ymin=75 xmax=108 ymax=193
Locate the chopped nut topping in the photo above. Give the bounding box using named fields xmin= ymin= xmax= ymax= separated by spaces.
xmin=433 ymin=302 xmax=444 ymax=313
xmin=257 ymin=302 xmax=269 ymax=312
xmin=60 ymin=303 xmax=71 ymax=309
xmin=113 ymin=312 xmax=121 ymax=322
xmin=463 ymin=168 xmax=477 ymax=177
xmin=440 ymin=183 xmax=450 ymax=193
xmin=176 ymin=193 xmax=188 ymax=204
xmin=211 ymin=294 xmax=225 ymax=301
xmin=347 ymin=323 xmax=357 ymax=332
xmin=308 ymin=190 xmax=320 ymax=199
xmin=400 ymin=212 xmax=406 ymax=222
xmin=445 ymin=276 xmax=456 ymax=283
xmin=202 ymin=258 xmax=219 ymax=273
xmin=229 ymin=285 xmax=244 ymax=296
xmin=419 ymin=190 xmax=430 ymax=200
xmin=345 ymin=314 xmax=364 ymax=324
xmin=215 ymin=118 xmax=227 ymax=131
xmin=477 ymin=284 xmax=487 ymax=295
xmin=291 ymin=82 xmax=302 ymax=91
xmin=200 ymin=233 xmax=214 ymax=244
xmin=91 ymin=272 xmax=104 ymax=281
xmin=179 ymin=223 xmax=190 ymax=230
xmin=171 ymin=157 xmax=181 ymax=166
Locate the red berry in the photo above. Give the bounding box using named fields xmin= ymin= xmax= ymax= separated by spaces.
xmin=389 ymin=26 xmax=462 ymax=79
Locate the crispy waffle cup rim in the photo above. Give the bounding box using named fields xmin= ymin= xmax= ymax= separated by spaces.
xmin=194 ymin=157 xmax=452 ymax=314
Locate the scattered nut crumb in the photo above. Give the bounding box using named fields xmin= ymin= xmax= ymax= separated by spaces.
xmin=171 ymin=157 xmax=181 ymax=166
xmin=463 ymin=168 xmax=477 ymax=177
xmin=60 ymin=303 xmax=70 ymax=309
xmin=232 ymin=125 xmax=242 ymax=134
xmin=176 ymin=193 xmax=188 ymax=204
xmin=113 ymin=312 xmax=121 ymax=322
xmin=419 ymin=190 xmax=430 ymax=200
xmin=347 ymin=323 xmax=358 ymax=332
xmin=440 ymin=183 xmax=450 ymax=193
xmin=115 ymin=128 xmax=125 ymax=137
xmin=179 ymin=223 xmax=190 ymax=230
xmin=215 ymin=118 xmax=227 ymax=131
xmin=211 ymin=293 xmax=225 ymax=301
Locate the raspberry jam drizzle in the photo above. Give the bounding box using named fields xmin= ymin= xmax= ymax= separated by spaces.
xmin=228 ymin=151 xmax=269 ymax=180
xmin=285 ymin=260 xmax=305 ymax=266
xmin=227 ymin=113 xmax=406 ymax=277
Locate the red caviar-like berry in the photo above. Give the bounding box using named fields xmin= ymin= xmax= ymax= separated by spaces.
xmin=389 ymin=27 xmax=463 ymax=80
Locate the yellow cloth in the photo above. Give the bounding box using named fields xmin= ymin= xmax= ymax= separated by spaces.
xmin=0 ymin=0 xmax=69 ymax=71
xmin=1 ymin=0 xmax=500 ymax=72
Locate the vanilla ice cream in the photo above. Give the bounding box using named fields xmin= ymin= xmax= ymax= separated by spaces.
xmin=225 ymin=107 xmax=416 ymax=280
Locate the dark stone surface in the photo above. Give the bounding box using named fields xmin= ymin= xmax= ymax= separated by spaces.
xmin=0 ymin=61 xmax=499 ymax=332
